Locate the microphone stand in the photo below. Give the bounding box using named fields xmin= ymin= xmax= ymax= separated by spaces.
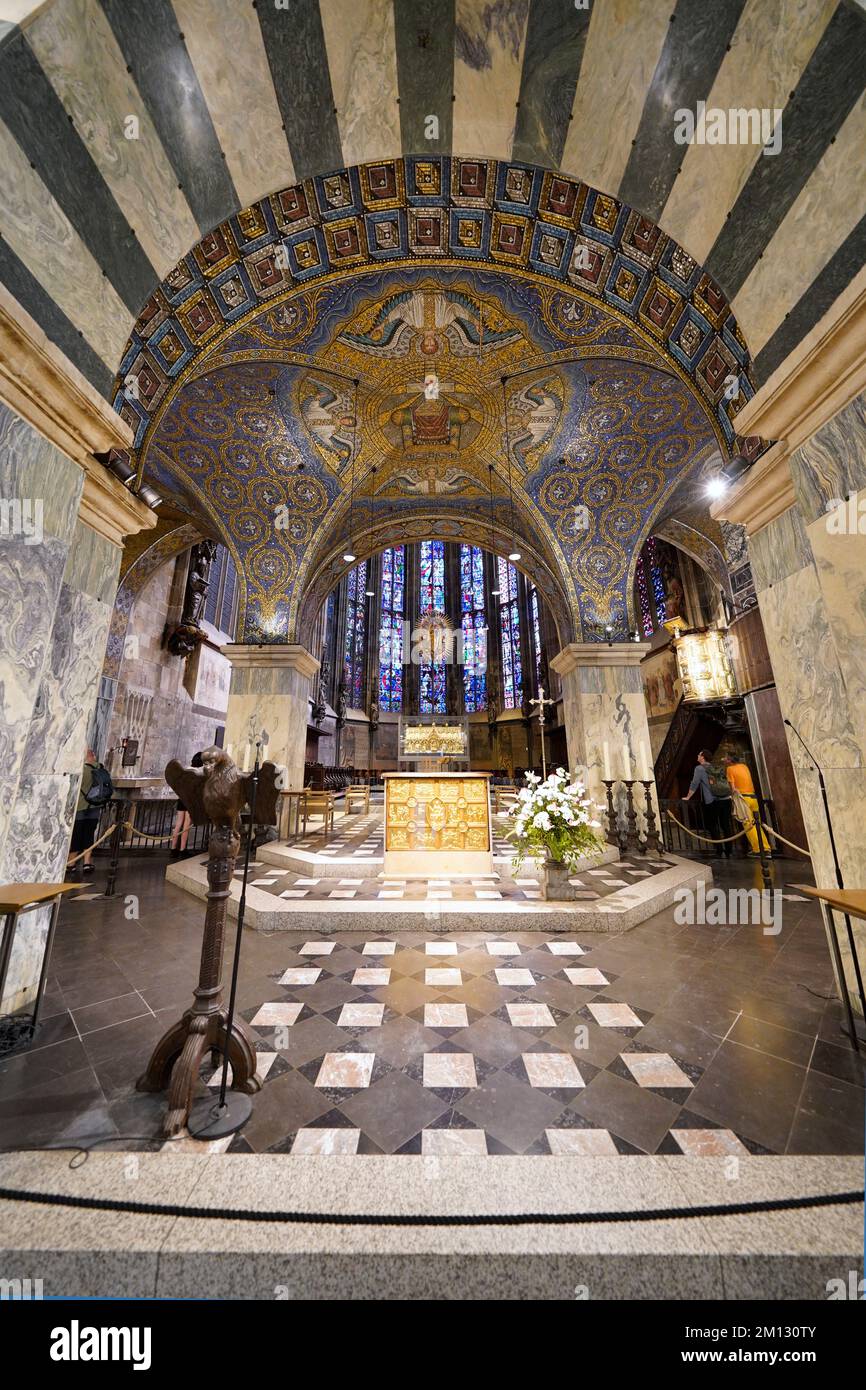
xmin=784 ymin=719 xmax=866 ymax=1047
xmin=188 ymin=743 xmax=261 ymax=1138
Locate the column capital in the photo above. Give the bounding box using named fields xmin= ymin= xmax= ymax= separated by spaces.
xmin=714 ymin=266 xmax=866 ymax=535
xmin=221 ymin=643 xmax=319 ymax=678
xmin=0 ymin=283 xmax=155 ymax=546
xmin=550 ymin=641 xmax=650 ymax=676
xmin=710 ymin=439 xmax=797 ymax=535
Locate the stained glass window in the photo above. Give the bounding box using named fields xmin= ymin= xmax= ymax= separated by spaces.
xmin=635 ymin=538 xmax=668 ymax=637
xmin=530 ymin=584 xmax=542 ymax=688
xmin=419 ymin=539 xmax=446 ymax=713
xmin=647 ymin=536 xmax=667 ymax=627
xmin=378 ymin=546 xmax=405 ymax=711
xmin=460 ymin=544 xmax=487 ymax=712
xmin=636 ymin=553 xmax=654 ymax=637
xmin=497 ymin=556 xmax=523 ymax=709
xmin=343 ymin=560 xmax=368 ymax=709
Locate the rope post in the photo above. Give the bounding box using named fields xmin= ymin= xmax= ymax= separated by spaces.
xmin=104 ymin=797 xmax=129 ymax=899
xmin=750 ymin=766 xmax=774 ymax=896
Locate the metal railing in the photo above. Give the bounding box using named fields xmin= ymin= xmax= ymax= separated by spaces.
xmin=93 ymin=797 xmax=211 ymax=856
xmin=659 ymin=796 xmax=779 ymax=855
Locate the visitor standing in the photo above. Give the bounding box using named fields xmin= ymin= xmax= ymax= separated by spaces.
xmin=682 ymin=749 xmax=733 ymax=858
xmin=67 ymin=748 xmax=113 ymax=875
xmin=722 ymin=752 xmax=770 ymax=856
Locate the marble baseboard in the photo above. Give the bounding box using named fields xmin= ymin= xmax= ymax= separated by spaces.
xmin=0 ymin=771 xmax=78 ymax=1013
xmin=0 ymin=1151 xmax=860 ymax=1301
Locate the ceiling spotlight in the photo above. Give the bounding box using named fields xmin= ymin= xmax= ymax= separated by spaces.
xmin=343 ymin=550 xmax=356 ymax=563
xmin=706 ymin=477 xmax=727 ymax=499
xmin=508 ymin=550 xmax=521 ymax=562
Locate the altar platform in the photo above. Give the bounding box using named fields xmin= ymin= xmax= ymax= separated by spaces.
xmin=165 ymin=807 xmax=710 ymax=935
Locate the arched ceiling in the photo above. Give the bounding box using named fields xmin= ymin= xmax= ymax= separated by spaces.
xmin=0 ymin=0 xmax=864 ymax=404
xmin=142 ymin=244 xmax=720 ymax=642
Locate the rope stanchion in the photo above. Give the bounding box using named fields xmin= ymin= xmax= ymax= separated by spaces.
xmin=66 ymin=822 xmax=124 ymax=866
xmin=0 ymin=1183 xmax=860 ymax=1227
xmin=663 ymin=810 xmax=813 ymax=860
xmin=761 ymin=824 xmax=812 ymax=858
xmin=663 ymin=811 xmax=749 ymax=845
xmin=67 ymin=821 xmax=176 ymax=866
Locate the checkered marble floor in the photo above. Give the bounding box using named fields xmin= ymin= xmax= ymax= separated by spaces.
xmin=283 ymin=808 xmax=518 ymax=865
xmin=206 ymin=930 xmax=778 ymax=1158
xmin=240 ymin=810 xmax=673 ymax=905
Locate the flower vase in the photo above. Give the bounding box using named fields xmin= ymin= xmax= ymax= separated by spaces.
xmin=540 ymin=856 xmax=579 ymax=901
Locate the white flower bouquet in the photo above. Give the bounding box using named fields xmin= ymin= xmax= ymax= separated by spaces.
xmin=507 ymin=767 xmax=605 ymax=872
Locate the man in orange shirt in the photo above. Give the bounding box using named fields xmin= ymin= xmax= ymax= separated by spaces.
xmin=722 ymin=753 xmax=770 ymax=855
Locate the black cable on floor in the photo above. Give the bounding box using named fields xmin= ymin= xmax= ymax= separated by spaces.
xmin=0 ymin=1184 xmax=860 ymax=1226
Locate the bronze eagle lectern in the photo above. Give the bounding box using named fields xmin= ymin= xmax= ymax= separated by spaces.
xmin=137 ymin=746 xmax=283 ymax=1135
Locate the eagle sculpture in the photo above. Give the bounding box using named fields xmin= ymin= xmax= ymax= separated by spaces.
xmin=165 ymin=746 xmax=283 ymax=829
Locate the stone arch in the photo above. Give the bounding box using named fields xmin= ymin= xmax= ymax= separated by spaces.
xmin=294 ymin=509 xmax=575 ymax=654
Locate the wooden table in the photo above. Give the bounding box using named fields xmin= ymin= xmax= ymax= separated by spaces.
xmin=0 ymin=882 xmax=83 ymax=1043
xmin=792 ymin=885 xmax=866 ymax=1051
xmin=278 ymin=789 xmax=307 ymax=841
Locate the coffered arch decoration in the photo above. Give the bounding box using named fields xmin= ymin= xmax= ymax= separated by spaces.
xmin=115 ymin=157 xmax=755 ymax=453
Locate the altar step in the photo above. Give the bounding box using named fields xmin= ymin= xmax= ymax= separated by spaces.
xmin=257 ymin=839 xmax=621 ymax=879
xmin=165 ymin=851 xmax=711 ymax=935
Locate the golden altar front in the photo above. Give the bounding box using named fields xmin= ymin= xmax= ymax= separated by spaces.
xmin=382 ymin=771 xmax=493 ymax=876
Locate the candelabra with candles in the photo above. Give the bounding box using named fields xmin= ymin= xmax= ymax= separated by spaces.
xmin=600 ymin=742 xmax=663 ymax=856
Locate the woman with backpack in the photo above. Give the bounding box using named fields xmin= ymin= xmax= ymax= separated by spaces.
xmin=682 ymin=749 xmax=734 ymax=859
xmin=67 ymin=748 xmax=114 ymax=875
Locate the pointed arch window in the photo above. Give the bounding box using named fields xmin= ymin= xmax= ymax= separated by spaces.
xmin=343 ymin=560 xmax=368 ymax=709
xmin=419 ymin=539 xmax=446 ymax=713
xmin=498 ymin=557 xmax=524 ymax=709
xmin=530 ymin=584 xmax=542 ymax=689
xmin=378 ymin=546 xmax=405 ymax=711
xmin=635 ymin=537 xmax=669 ymax=637
xmin=460 ymin=544 xmax=487 ymax=712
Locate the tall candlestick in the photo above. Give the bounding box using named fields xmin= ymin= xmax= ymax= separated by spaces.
xmin=622 ymin=744 xmax=632 ymax=782
xmin=639 ymin=743 xmax=650 ymax=782
xmin=602 ymin=741 xmax=612 ymax=782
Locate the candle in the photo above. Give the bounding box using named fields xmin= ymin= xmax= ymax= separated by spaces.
xmin=639 ymin=743 xmax=650 ymax=781
xmin=602 ymin=741 xmax=612 ymax=781
xmin=622 ymin=744 xmax=632 ymax=782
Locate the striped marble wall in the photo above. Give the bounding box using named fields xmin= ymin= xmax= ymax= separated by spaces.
xmin=0 ymin=0 xmax=863 ymax=393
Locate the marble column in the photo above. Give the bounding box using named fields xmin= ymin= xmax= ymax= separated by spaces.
xmin=221 ymin=644 xmax=320 ymax=791
xmin=714 ymin=277 xmax=866 ymax=1022
xmin=549 ymin=641 xmax=655 ymax=833
xmin=0 ymin=285 xmax=154 ymax=1015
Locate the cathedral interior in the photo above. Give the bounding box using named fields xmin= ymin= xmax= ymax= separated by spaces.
xmin=0 ymin=0 xmax=865 ymax=1318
